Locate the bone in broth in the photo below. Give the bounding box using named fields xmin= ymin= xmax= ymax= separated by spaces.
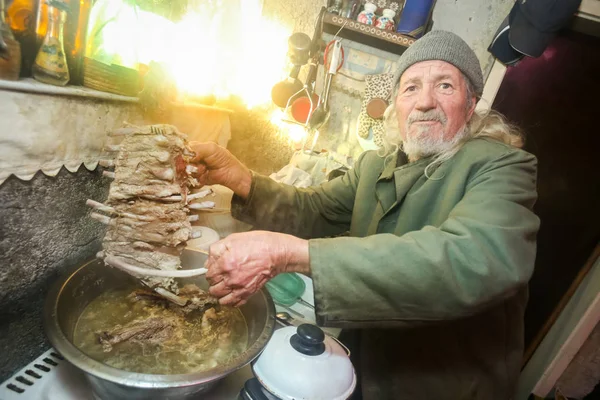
xmin=73 ymin=286 xmax=248 ymax=375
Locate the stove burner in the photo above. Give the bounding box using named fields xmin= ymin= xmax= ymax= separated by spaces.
xmin=239 ymin=378 xmax=281 ymax=400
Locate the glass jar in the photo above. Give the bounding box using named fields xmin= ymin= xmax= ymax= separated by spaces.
xmin=32 ymin=1 xmax=69 ymax=85
xmin=6 ymin=0 xmax=34 ymax=75
xmin=357 ymin=2 xmax=377 ymax=25
xmin=375 ymin=8 xmax=395 ymax=30
xmin=0 ymin=0 xmax=22 ymax=80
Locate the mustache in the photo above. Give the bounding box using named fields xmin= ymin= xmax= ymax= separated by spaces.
xmin=407 ymin=110 xmax=447 ymax=125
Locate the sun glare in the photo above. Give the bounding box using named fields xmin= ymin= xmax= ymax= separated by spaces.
xmin=87 ymin=0 xmax=291 ymax=108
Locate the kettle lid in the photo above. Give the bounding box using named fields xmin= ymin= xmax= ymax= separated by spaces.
xmin=252 ymin=324 xmax=356 ymax=400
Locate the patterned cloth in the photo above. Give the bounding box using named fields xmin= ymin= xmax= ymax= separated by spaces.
xmin=357 ymin=73 xmax=394 ymax=147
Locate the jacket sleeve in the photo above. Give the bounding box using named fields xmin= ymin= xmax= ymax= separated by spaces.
xmin=230 ymin=154 xmax=364 ymax=239
xmin=310 ymin=149 xmax=540 ymax=328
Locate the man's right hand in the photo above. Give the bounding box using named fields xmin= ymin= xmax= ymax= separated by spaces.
xmin=189 ymin=142 xmax=252 ymax=199
xmin=205 ymin=231 xmax=310 ymax=306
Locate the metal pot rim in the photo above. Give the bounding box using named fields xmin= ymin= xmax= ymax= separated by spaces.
xmin=44 ymin=259 xmax=276 ymax=389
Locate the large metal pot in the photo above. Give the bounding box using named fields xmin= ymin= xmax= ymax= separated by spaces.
xmin=44 ymin=259 xmax=276 ymax=400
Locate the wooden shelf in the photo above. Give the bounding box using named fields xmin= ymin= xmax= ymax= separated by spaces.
xmin=322 ymin=13 xmax=416 ymax=55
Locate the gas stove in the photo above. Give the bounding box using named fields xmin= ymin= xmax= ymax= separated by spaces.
xmin=0 ymin=348 xmax=254 ymax=400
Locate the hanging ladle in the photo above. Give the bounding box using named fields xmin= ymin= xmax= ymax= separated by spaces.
xmin=290 ymin=53 xmax=320 ymax=123
xmin=307 ymin=39 xmax=344 ymax=131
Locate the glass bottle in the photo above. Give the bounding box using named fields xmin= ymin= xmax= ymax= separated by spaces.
xmin=69 ymin=0 xmax=91 ymax=84
xmin=328 ymin=0 xmax=343 ymax=15
xmin=36 ymin=0 xmax=83 ymax=83
xmin=341 ymin=0 xmax=361 ymax=19
xmin=6 ymin=0 xmax=35 ymax=75
xmin=32 ymin=1 xmax=69 ymax=85
xmin=0 ymin=0 xmax=22 ymax=80
xmin=35 ymin=0 xmax=51 ymax=45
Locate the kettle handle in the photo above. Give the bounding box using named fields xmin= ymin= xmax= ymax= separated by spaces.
xmin=330 ymin=335 xmax=352 ymax=357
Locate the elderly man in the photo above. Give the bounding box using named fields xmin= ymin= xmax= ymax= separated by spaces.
xmin=191 ymin=30 xmax=539 ymax=399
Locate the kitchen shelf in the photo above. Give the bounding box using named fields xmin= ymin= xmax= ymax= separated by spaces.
xmin=0 ymin=78 xmax=234 ymax=113
xmin=322 ymin=13 xmax=416 ymax=55
xmin=0 ymin=78 xmax=139 ymax=103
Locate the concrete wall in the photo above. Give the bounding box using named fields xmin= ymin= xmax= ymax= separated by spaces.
xmin=431 ymin=0 xmax=514 ymax=78
xmin=227 ymin=104 xmax=295 ymax=175
xmin=0 ymin=88 xmax=145 ymax=381
xmin=0 ymin=169 xmax=109 ymax=381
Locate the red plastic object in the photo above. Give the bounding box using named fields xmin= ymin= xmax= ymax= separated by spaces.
xmin=291 ymin=94 xmax=320 ymax=123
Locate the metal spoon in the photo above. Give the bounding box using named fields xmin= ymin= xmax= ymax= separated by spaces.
xmin=276 ymin=312 xmax=298 ymax=327
xmin=307 ymin=39 xmax=343 ymax=131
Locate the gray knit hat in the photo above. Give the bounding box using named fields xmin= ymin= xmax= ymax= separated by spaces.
xmin=395 ymin=30 xmax=484 ymax=96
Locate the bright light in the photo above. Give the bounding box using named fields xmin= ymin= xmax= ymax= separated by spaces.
xmin=86 ymin=0 xmax=291 ymax=108
xmin=269 ymin=109 xmax=286 ymax=127
xmin=269 ymin=109 xmax=308 ymax=143
xmin=286 ymin=125 xmax=308 ymax=143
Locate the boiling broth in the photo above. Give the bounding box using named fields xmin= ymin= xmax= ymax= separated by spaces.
xmin=73 ymin=288 xmax=248 ymax=375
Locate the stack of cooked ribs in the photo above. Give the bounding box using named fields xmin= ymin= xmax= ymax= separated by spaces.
xmin=88 ymin=125 xmax=215 ymax=296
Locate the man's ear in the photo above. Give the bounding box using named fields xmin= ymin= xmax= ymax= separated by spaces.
xmin=466 ymin=95 xmax=477 ymax=119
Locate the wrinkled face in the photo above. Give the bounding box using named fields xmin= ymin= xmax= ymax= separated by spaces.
xmin=395 ymin=60 xmax=477 ymax=158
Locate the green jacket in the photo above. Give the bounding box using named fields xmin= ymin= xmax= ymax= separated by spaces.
xmin=232 ymin=138 xmax=539 ymax=400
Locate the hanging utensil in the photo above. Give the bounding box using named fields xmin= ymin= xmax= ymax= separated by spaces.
xmin=288 ymin=31 xmax=312 ymax=65
xmin=271 ymin=68 xmax=304 ymax=108
xmin=271 ymin=32 xmax=312 ymax=108
xmin=307 ymin=39 xmax=344 ymax=131
xmin=290 ymin=53 xmax=320 ymax=123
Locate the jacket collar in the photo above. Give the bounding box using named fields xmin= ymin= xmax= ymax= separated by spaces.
xmin=378 ymin=150 xmax=431 ymax=182
xmin=379 ymin=151 xmax=403 ymax=180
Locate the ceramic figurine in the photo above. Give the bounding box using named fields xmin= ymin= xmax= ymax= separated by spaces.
xmin=375 ymin=8 xmax=395 ymax=30
xmin=357 ymin=2 xmax=377 ymax=25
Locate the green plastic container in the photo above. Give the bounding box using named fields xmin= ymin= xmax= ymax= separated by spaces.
xmin=265 ymin=272 xmax=306 ymax=307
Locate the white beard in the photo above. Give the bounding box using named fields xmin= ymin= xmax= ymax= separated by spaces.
xmin=402 ymin=125 xmax=468 ymax=161
xmin=401 ymin=110 xmax=468 ymax=162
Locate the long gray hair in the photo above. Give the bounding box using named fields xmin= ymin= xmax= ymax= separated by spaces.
xmin=379 ymin=76 xmax=523 ymax=177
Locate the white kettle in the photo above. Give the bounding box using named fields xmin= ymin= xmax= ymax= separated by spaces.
xmin=244 ymin=324 xmax=357 ymax=400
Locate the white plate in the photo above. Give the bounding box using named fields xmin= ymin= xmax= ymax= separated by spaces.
xmin=187 ymin=226 xmax=221 ymax=251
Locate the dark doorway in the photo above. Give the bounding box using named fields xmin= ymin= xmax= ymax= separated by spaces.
xmin=492 ymin=30 xmax=600 ymax=358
